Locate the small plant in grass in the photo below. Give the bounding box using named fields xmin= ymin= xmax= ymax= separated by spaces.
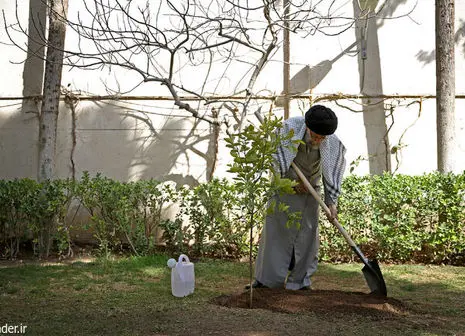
xmin=225 ymin=113 xmax=300 ymax=307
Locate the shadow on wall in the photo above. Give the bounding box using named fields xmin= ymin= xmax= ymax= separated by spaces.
xmin=120 ymin=107 xmax=203 ymax=187
xmin=0 ymin=107 xmax=39 ymax=180
xmin=457 ymin=20 xmax=465 ymax=55
xmin=59 ymin=100 xmax=205 ymax=187
xmin=275 ymin=41 xmax=357 ymax=107
xmin=416 ymin=19 xmax=465 ymax=65
xmin=0 ymin=101 xmax=201 ymax=183
xmin=376 ymin=0 xmax=409 ymax=22
xmin=275 ymin=0 xmax=412 ymax=103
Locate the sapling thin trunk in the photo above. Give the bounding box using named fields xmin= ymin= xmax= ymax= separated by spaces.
xmin=124 ymin=231 xmax=139 ymax=256
xmin=249 ymin=209 xmax=255 ymax=309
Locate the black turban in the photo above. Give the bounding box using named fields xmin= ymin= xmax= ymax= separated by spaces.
xmin=304 ymin=105 xmax=338 ymax=135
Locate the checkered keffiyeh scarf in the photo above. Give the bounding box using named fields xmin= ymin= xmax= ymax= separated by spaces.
xmin=273 ymin=116 xmax=347 ymax=205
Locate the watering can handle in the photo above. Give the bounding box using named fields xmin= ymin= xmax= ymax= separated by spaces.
xmin=178 ymin=254 xmax=190 ymax=263
xmin=176 ymin=254 xmax=190 ymax=282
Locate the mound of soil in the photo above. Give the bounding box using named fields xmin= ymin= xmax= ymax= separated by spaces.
xmin=213 ymin=289 xmax=407 ymax=320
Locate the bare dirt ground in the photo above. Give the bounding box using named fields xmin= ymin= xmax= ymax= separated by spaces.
xmin=213 ymin=288 xmax=405 ymax=319
xmin=153 ymin=288 xmax=454 ymax=336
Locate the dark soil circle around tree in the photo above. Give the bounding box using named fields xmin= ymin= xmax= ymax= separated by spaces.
xmin=212 ymin=289 xmax=408 ymax=320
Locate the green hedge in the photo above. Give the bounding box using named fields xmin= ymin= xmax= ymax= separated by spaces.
xmin=0 ymin=174 xmax=249 ymax=259
xmin=319 ymin=172 xmax=465 ymax=264
xmin=0 ymin=179 xmax=72 ymax=258
xmin=0 ymin=172 xmax=464 ymax=264
xmin=159 ymin=178 xmax=249 ymax=259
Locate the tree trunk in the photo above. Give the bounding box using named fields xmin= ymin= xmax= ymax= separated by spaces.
xmin=22 ymin=0 xmax=47 ymax=114
xmin=353 ymin=1 xmax=391 ymax=175
xmin=436 ymin=0 xmax=456 ymax=173
xmin=283 ymin=0 xmax=290 ymax=119
xmin=206 ymin=108 xmax=220 ymax=182
xmin=38 ymin=0 xmax=69 ymax=181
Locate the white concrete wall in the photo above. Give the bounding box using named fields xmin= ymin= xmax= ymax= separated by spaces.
xmin=0 ymin=0 xmax=464 ymax=183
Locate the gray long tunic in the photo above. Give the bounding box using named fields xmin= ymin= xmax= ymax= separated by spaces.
xmin=255 ymin=132 xmax=323 ymax=290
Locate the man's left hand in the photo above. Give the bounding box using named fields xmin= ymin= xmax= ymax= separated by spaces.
xmin=326 ymin=204 xmax=338 ymax=221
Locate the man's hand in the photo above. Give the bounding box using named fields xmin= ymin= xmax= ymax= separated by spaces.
xmin=294 ymin=181 xmax=308 ymax=194
xmin=326 ymin=204 xmax=338 ymax=221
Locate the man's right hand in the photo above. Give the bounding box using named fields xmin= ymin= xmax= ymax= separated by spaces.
xmin=294 ymin=181 xmax=308 ymax=194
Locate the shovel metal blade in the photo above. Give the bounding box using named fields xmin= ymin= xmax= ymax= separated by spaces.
xmin=362 ymin=259 xmax=387 ymax=297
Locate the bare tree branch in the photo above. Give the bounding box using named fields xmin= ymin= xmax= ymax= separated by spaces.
xmin=5 ymin=0 xmax=392 ymax=127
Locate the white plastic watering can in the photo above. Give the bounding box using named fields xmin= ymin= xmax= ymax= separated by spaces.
xmin=167 ymin=254 xmax=195 ymax=297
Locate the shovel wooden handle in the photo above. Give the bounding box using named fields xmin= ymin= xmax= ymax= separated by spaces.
xmin=293 ymin=156 xmax=370 ymax=264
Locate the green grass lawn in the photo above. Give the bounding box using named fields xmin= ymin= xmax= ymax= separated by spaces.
xmin=1 ymin=255 xmax=464 ymax=335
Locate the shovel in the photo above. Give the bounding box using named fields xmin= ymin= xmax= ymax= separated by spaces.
xmin=292 ymin=163 xmax=387 ymax=296
xmin=253 ymin=110 xmax=387 ymax=296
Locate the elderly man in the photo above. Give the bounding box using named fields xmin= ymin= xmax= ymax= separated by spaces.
xmin=250 ymin=104 xmax=346 ymax=290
